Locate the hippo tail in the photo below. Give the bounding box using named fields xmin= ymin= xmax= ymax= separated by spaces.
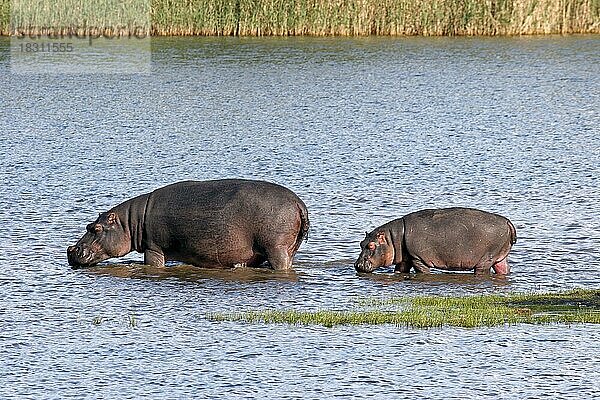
xmin=294 ymin=202 xmax=310 ymax=250
xmin=507 ymin=220 xmax=517 ymax=244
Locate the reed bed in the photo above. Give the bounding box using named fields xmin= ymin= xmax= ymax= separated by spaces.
xmin=7 ymin=0 xmax=150 ymax=37
xmin=151 ymin=0 xmax=600 ymax=36
xmin=207 ymin=289 xmax=600 ymax=328
xmin=1 ymin=0 xmax=599 ymax=36
xmin=0 ymin=0 xmax=8 ymax=35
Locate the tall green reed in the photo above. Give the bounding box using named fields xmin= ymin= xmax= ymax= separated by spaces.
xmin=2 ymin=0 xmax=598 ymax=36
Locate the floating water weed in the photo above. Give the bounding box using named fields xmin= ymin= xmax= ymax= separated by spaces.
xmin=128 ymin=314 xmax=138 ymax=328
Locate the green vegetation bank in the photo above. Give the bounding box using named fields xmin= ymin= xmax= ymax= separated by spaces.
xmin=209 ymin=289 xmax=600 ymax=328
xmin=2 ymin=0 xmax=599 ymax=36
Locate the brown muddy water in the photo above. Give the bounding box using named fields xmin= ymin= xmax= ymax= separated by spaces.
xmin=1 ymin=36 xmax=599 ymax=398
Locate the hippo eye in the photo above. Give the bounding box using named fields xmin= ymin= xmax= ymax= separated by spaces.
xmin=93 ymin=224 xmax=103 ymax=233
xmin=367 ymin=242 xmax=376 ymax=251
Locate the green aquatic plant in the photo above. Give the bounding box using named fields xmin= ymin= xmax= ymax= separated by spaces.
xmin=128 ymin=314 xmax=138 ymax=328
xmin=207 ymin=289 xmax=600 ymax=329
xmin=90 ymin=314 xmax=140 ymax=327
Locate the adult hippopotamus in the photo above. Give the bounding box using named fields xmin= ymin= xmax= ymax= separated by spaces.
xmin=67 ymin=179 xmax=309 ymax=270
xmin=355 ymin=207 xmax=516 ymax=274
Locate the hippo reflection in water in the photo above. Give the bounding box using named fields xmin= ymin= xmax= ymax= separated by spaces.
xmin=355 ymin=207 xmax=517 ymax=274
xmin=67 ymin=179 xmax=309 ymax=270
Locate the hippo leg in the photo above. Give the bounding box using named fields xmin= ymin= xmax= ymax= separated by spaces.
xmin=144 ymin=249 xmax=165 ymax=268
xmin=474 ymin=262 xmax=492 ymax=275
xmin=394 ymin=262 xmax=411 ymax=273
xmin=411 ymin=259 xmax=431 ymax=273
xmin=265 ymin=245 xmax=293 ymax=270
xmin=492 ymin=258 xmax=510 ymax=274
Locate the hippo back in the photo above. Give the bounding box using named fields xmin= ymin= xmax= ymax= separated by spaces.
xmin=402 ymin=207 xmax=513 ymax=269
xmin=141 ymin=179 xmax=307 ymax=263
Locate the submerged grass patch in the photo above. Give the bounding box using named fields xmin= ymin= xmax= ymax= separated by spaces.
xmin=208 ymin=289 xmax=600 ymax=328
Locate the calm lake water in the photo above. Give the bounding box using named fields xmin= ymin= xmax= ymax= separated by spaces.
xmin=1 ymin=35 xmax=599 ymax=398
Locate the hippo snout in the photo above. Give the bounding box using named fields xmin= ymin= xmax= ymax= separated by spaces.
xmin=354 ymin=258 xmax=375 ymax=273
xmin=67 ymin=245 xmax=82 ymax=267
xmin=67 ymin=244 xmax=95 ymax=268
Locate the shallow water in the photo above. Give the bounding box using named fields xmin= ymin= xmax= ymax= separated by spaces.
xmin=1 ymin=35 xmax=599 ymax=398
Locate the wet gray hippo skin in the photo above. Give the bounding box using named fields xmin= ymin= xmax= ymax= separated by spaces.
xmin=67 ymin=179 xmax=309 ymax=270
xmin=355 ymin=207 xmax=517 ymax=274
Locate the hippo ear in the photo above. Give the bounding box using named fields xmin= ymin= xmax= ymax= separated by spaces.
xmin=364 ymin=231 xmax=369 ymax=238
xmin=106 ymin=212 xmax=117 ymax=225
xmin=376 ymin=231 xmax=386 ymax=245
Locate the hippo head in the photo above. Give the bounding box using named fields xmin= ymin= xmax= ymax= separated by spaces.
xmin=67 ymin=212 xmax=131 ymax=268
xmin=354 ymin=231 xmax=394 ymax=273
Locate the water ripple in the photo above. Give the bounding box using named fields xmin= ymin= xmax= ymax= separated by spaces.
xmin=1 ymin=35 xmax=599 ymax=399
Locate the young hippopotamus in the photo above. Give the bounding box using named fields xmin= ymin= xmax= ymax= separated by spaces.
xmin=67 ymin=179 xmax=309 ymax=270
xmin=355 ymin=207 xmax=517 ymax=274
